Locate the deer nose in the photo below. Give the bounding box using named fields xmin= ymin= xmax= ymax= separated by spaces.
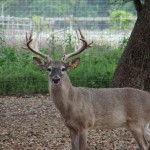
xmin=52 ymin=76 xmax=60 ymax=84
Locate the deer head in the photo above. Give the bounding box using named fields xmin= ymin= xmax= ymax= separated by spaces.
xmin=23 ymin=30 xmax=93 ymax=85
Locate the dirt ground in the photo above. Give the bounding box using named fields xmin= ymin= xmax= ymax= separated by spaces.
xmin=0 ymin=95 xmax=139 ymax=150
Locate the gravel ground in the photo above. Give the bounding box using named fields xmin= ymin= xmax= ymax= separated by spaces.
xmin=0 ymin=95 xmax=138 ymax=150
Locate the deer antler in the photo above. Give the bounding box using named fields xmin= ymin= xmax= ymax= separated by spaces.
xmin=62 ymin=29 xmax=93 ymax=61
xmin=23 ymin=31 xmax=52 ymax=62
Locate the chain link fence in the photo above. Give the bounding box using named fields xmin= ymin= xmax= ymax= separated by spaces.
xmin=0 ymin=0 xmax=136 ymax=95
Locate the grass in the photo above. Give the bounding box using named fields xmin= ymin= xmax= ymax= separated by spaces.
xmin=0 ymin=45 xmax=123 ymax=95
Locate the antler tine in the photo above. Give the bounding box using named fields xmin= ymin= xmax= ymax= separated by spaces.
xmin=62 ymin=29 xmax=93 ymax=61
xmin=77 ymin=29 xmax=93 ymax=48
xmin=23 ymin=31 xmax=52 ymax=61
xmin=78 ymin=28 xmax=84 ymax=39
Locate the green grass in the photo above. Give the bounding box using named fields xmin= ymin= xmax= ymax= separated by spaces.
xmin=0 ymin=46 xmax=123 ymax=95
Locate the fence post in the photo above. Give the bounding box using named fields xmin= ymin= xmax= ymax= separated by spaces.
xmin=69 ymin=15 xmax=74 ymax=31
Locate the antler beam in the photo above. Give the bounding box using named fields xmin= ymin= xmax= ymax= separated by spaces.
xmin=23 ymin=31 xmax=52 ymax=61
xmin=62 ymin=29 xmax=93 ymax=61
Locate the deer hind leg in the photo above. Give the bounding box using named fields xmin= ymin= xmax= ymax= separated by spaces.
xmin=79 ymin=129 xmax=88 ymax=150
xmin=144 ymin=121 xmax=150 ymax=150
xmin=128 ymin=122 xmax=149 ymax=150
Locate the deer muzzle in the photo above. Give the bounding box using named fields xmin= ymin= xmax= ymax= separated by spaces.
xmin=52 ymin=76 xmax=61 ymax=84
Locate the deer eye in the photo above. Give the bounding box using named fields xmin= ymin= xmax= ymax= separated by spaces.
xmin=47 ymin=67 xmax=52 ymax=72
xmin=61 ymin=68 xmax=66 ymax=72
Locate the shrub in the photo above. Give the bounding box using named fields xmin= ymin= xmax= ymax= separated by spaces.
xmin=110 ymin=10 xmax=133 ymax=31
xmin=0 ymin=46 xmax=123 ymax=95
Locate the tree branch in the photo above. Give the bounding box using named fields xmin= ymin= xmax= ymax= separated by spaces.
xmin=133 ymin=0 xmax=143 ymax=16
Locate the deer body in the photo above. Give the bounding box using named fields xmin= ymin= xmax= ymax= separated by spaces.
xmin=48 ymin=71 xmax=150 ymax=150
xmin=91 ymin=87 xmax=150 ymax=129
xmin=50 ymin=73 xmax=150 ymax=130
xmin=24 ymin=30 xmax=150 ymax=150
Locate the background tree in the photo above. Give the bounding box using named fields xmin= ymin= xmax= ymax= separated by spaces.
xmin=110 ymin=10 xmax=133 ymax=32
xmin=112 ymin=0 xmax=150 ymax=91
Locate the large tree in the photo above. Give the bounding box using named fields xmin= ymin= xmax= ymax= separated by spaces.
xmin=112 ymin=0 xmax=150 ymax=91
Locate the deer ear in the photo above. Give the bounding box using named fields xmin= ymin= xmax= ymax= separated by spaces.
xmin=33 ymin=57 xmax=47 ymax=68
xmin=68 ymin=58 xmax=80 ymax=69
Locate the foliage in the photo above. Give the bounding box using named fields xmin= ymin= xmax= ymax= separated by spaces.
xmin=119 ymin=36 xmax=129 ymax=49
xmin=32 ymin=16 xmax=41 ymax=32
xmin=110 ymin=10 xmax=133 ymax=31
xmin=0 ymin=45 xmax=123 ymax=95
xmin=0 ymin=48 xmax=48 ymax=95
xmin=0 ymin=29 xmax=5 ymax=49
xmin=108 ymin=0 xmax=137 ymax=14
xmin=0 ymin=0 xmax=136 ymax=17
xmin=69 ymin=47 xmax=122 ymax=88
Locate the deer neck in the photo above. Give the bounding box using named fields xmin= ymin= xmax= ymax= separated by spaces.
xmin=49 ymin=73 xmax=74 ymax=117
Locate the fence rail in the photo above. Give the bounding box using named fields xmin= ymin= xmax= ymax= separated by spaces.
xmin=0 ymin=15 xmax=136 ymax=30
xmin=0 ymin=16 xmax=32 ymax=30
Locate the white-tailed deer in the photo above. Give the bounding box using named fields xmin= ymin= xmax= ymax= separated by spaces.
xmin=24 ymin=30 xmax=150 ymax=150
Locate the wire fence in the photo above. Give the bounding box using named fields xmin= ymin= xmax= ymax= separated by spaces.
xmin=0 ymin=78 xmax=111 ymax=96
xmin=0 ymin=0 xmax=136 ymax=48
xmin=0 ymin=0 xmax=136 ymax=95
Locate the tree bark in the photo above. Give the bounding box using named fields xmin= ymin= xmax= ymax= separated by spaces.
xmin=133 ymin=0 xmax=143 ymax=16
xmin=112 ymin=0 xmax=150 ymax=91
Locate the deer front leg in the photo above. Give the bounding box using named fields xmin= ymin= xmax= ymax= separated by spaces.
xmin=70 ymin=129 xmax=80 ymax=150
xmin=79 ymin=129 xmax=88 ymax=150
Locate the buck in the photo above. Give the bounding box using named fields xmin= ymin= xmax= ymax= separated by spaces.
xmin=24 ymin=30 xmax=150 ymax=150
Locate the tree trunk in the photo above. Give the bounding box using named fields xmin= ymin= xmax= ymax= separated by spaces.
xmin=112 ymin=0 xmax=150 ymax=91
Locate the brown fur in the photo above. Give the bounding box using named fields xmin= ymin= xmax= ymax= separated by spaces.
xmin=48 ymin=71 xmax=150 ymax=150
